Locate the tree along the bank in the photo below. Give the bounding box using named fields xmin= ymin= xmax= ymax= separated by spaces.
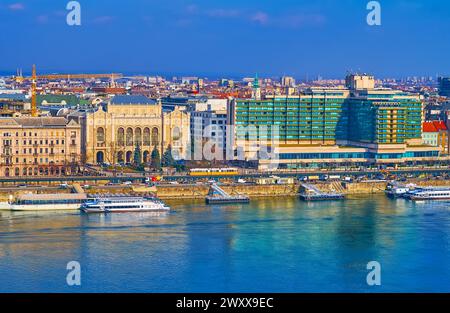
xmin=162 ymin=144 xmax=175 ymax=167
xmin=133 ymin=143 xmax=142 ymax=166
xmin=151 ymin=145 xmax=161 ymax=170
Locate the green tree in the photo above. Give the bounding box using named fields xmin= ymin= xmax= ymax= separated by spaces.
xmin=133 ymin=143 xmax=142 ymax=166
xmin=151 ymin=145 xmax=161 ymax=170
xmin=162 ymin=144 xmax=175 ymax=167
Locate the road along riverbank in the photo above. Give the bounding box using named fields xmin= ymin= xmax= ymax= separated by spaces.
xmin=2 ymin=179 xmax=450 ymax=202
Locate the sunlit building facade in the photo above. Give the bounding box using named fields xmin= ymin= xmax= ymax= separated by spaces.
xmin=70 ymin=95 xmax=190 ymax=165
xmin=228 ymin=75 xmax=442 ymax=170
xmin=0 ymin=117 xmax=81 ymax=177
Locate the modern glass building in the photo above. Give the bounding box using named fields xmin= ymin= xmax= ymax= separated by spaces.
xmin=347 ymin=90 xmax=423 ymax=145
xmin=438 ymin=77 xmax=450 ymax=97
xmin=228 ymin=77 xmax=442 ymax=169
xmin=233 ymin=89 xmax=349 ymax=145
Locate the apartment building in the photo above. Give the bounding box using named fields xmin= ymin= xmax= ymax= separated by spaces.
xmin=0 ymin=117 xmax=81 ymax=177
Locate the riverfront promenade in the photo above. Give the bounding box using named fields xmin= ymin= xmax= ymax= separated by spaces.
xmin=0 ymin=166 xmax=449 ymax=186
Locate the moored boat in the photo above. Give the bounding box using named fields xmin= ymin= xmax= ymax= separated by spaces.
xmin=81 ymin=196 xmax=170 ymax=213
xmin=406 ymin=187 xmax=450 ymax=201
xmin=385 ymin=184 xmax=410 ymax=198
xmin=9 ymin=193 xmax=87 ymax=211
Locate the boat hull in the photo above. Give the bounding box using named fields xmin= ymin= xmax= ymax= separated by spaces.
xmin=410 ymin=196 xmax=450 ymax=201
xmin=81 ymin=207 xmax=170 ymax=213
xmin=10 ymin=203 xmax=82 ymax=211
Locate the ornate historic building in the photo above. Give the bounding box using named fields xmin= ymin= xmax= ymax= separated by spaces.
xmin=70 ymin=95 xmax=190 ymax=165
xmin=0 ymin=117 xmax=81 ymax=177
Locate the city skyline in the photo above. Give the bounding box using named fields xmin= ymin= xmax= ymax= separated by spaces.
xmin=1 ymin=0 xmax=450 ymax=77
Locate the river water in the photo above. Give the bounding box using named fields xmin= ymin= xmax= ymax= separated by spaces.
xmin=0 ymin=195 xmax=449 ymax=292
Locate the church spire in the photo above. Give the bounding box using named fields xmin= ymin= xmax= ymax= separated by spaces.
xmin=252 ymin=73 xmax=261 ymax=100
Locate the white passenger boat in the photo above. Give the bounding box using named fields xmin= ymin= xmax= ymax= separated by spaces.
xmin=385 ymin=182 xmax=411 ymax=198
xmin=9 ymin=193 xmax=87 ymax=211
xmin=81 ymin=196 xmax=170 ymax=213
xmin=406 ymin=188 xmax=450 ymax=201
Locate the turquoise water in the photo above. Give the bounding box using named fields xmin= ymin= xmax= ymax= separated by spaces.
xmin=0 ymin=195 xmax=449 ymax=292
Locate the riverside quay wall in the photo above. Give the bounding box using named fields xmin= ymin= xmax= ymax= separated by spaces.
xmin=155 ymin=184 xmax=298 ymax=200
xmin=155 ymin=180 xmax=450 ymax=200
xmin=2 ymin=180 xmax=450 ymax=202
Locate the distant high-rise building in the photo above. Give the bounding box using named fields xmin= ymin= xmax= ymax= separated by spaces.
xmin=281 ymin=76 xmax=295 ymax=87
xmin=252 ymin=75 xmax=261 ymax=100
xmin=438 ymin=77 xmax=450 ymax=97
xmin=197 ymin=78 xmax=204 ymax=89
xmin=345 ymin=74 xmax=375 ymax=90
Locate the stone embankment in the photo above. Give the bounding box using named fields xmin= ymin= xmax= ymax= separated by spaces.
xmin=2 ymin=179 xmax=450 ymax=202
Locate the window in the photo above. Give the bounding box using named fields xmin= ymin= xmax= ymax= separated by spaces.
xmin=135 ymin=128 xmax=142 ymax=145
xmin=97 ymin=127 xmax=105 ymax=142
xmin=126 ymin=128 xmax=133 ymax=146
xmin=117 ymin=128 xmax=125 ymax=146
xmin=151 ymin=127 xmax=159 ymax=146
xmin=143 ymin=128 xmax=150 ymax=146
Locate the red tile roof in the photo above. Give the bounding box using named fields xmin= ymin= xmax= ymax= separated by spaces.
xmin=423 ymin=121 xmax=448 ymax=132
xmin=433 ymin=120 xmax=448 ymax=131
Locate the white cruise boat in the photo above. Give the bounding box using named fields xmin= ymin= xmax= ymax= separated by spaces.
xmin=407 ymin=187 xmax=450 ymax=201
xmin=9 ymin=193 xmax=87 ymax=211
xmin=81 ymin=196 xmax=170 ymax=213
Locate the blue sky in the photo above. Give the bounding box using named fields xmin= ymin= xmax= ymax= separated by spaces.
xmin=0 ymin=0 xmax=449 ymax=78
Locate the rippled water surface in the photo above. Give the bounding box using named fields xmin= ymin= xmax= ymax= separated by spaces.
xmin=0 ymin=195 xmax=449 ymax=292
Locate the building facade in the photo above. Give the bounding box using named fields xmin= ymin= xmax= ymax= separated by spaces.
xmin=439 ymin=77 xmax=450 ymax=97
xmin=228 ymin=75 xmax=442 ymax=170
xmin=71 ymin=95 xmax=190 ymax=165
xmin=422 ymin=121 xmax=448 ymax=154
xmin=191 ymin=109 xmax=228 ymax=160
xmin=0 ymin=117 xmax=81 ymax=177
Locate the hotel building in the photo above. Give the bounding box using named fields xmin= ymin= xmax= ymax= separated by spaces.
xmin=228 ymin=75 xmax=442 ymax=170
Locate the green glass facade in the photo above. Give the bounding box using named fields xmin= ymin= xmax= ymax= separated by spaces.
xmin=235 ymin=91 xmax=422 ymax=146
xmin=347 ymin=95 xmax=422 ymax=144
xmin=235 ymin=91 xmax=348 ymax=143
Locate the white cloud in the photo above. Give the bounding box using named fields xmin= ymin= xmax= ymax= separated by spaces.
xmin=8 ymin=3 xmax=25 ymax=11
xmin=250 ymin=11 xmax=269 ymax=25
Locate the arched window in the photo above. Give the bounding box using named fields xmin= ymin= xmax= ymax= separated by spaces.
xmin=23 ymin=168 xmax=27 ymax=176
xmin=135 ymin=128 xmax=142 ymax=146
xmin=117 ymin=151 xmax=124 ymax=163
xmin=172 ymin=126 xmax=181 ymax=143
xmin=126 ymin=151 xmax=133 ymax=163
xmin=5 ymin=168 xmax=10 ymax=177
xmin=126 ymin=128 xmax=133 ymax=146
xmin=97 ymin=127 xmax=105 ymax=142
xmin=96 ymin=151 xmax=104 ymax=164
xmin=15 ymin=167 xmax=20 ymax=176
xmin=117 ymin=128 xmax=125 ymax=146
xmin=151 ymin=127 xmax=159 ymax=146
xmin=143 ymin=128 xmax=150 ymax=146
xmin=143 ymin=151 xmax=150 ymax=163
